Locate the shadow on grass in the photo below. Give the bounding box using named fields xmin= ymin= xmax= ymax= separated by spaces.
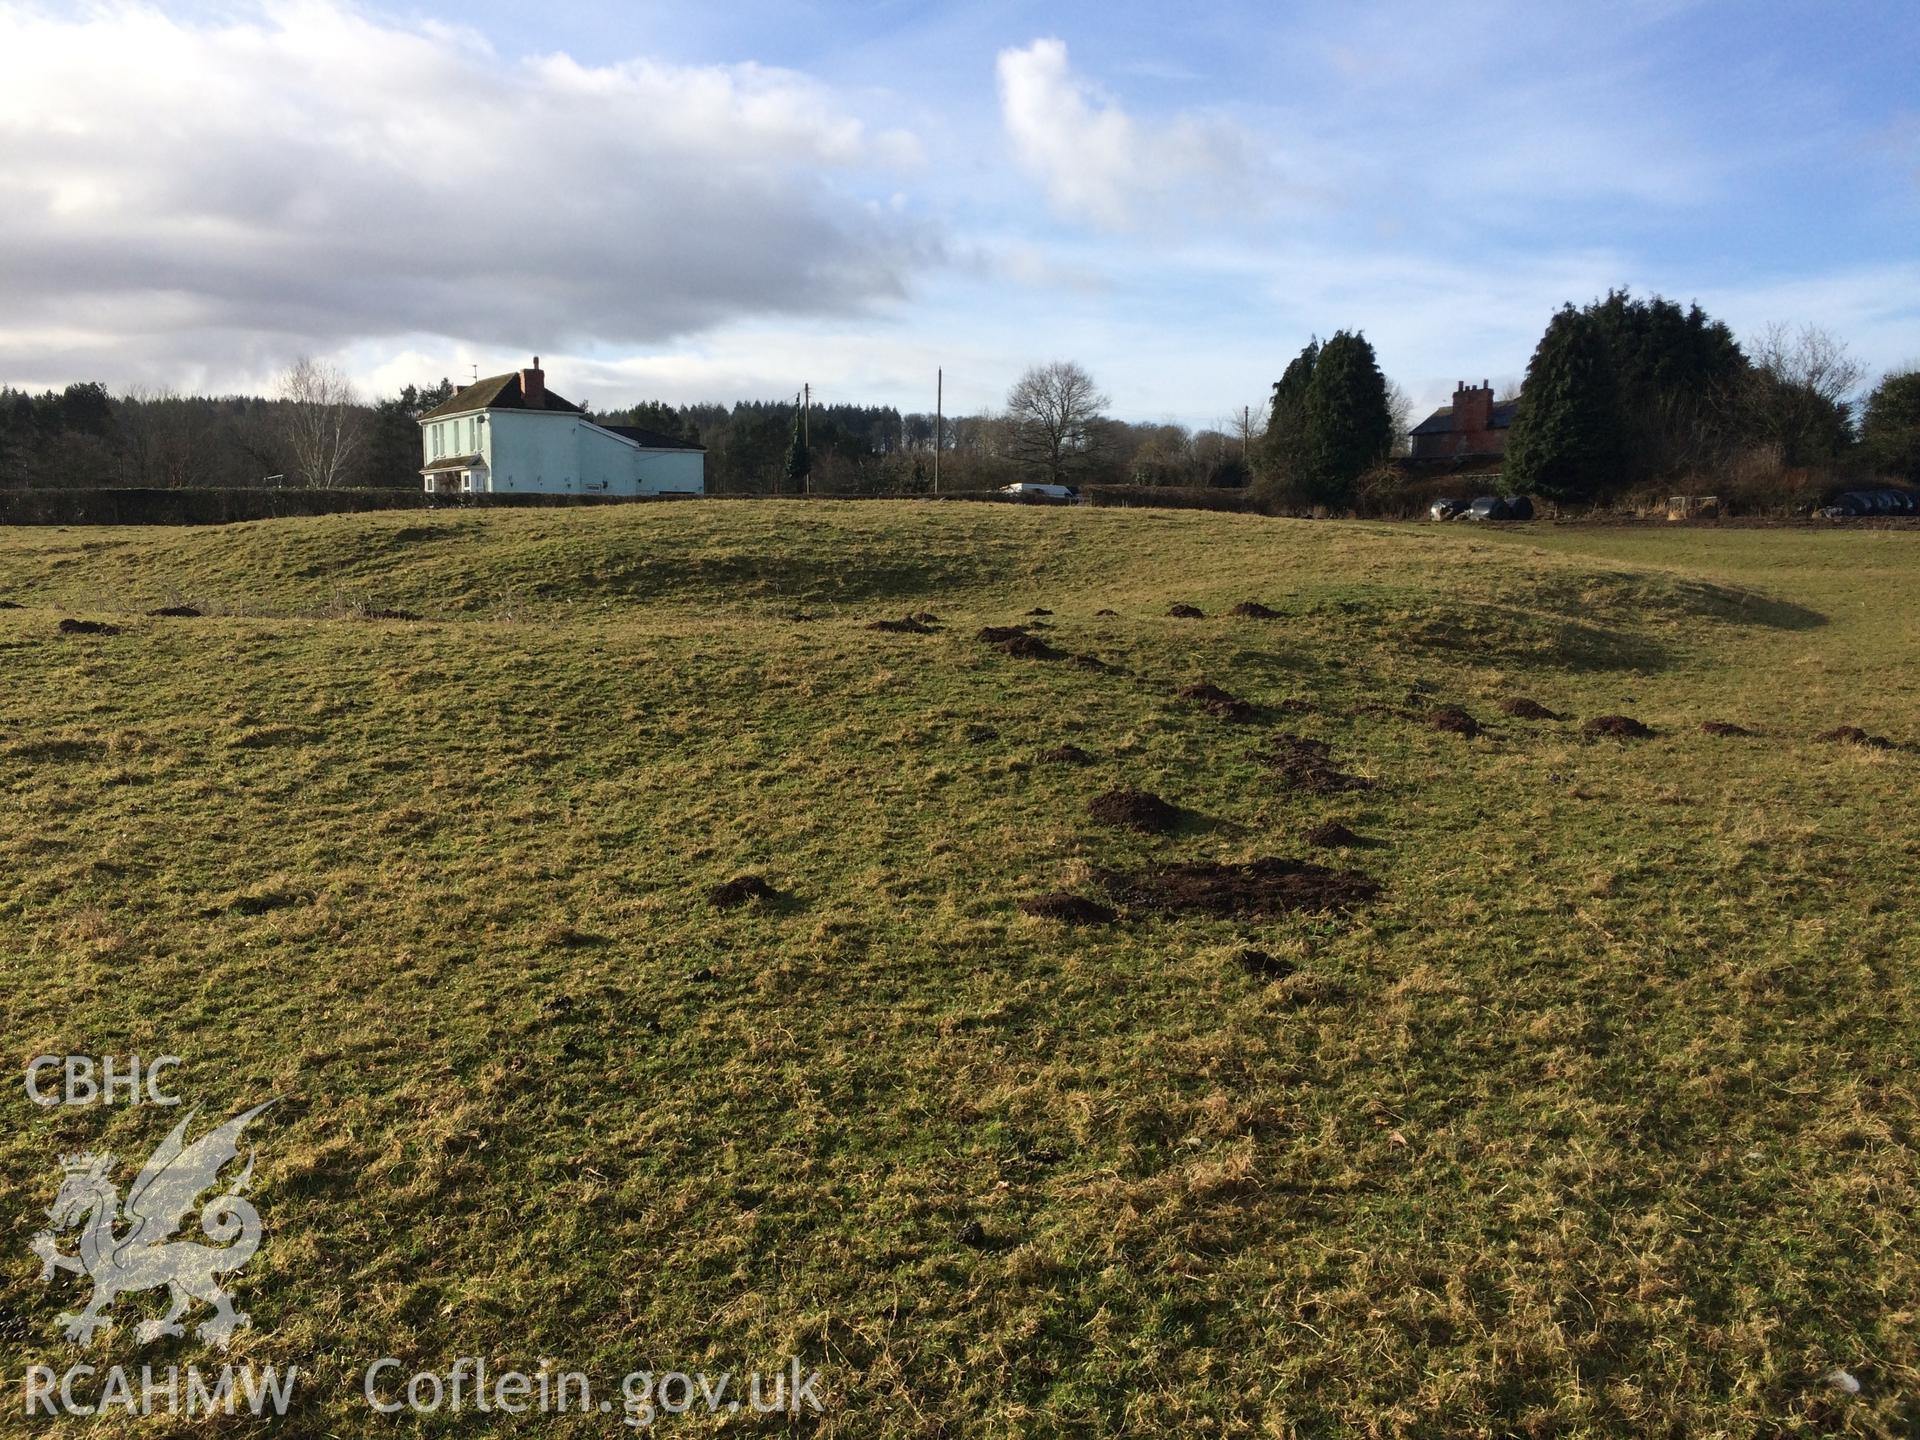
xmin=1403 ymin=607 xmax=1671 ymax=673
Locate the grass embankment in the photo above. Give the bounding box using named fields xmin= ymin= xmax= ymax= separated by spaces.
xmin=1 ymin=504 xmax=1915 ymax=1436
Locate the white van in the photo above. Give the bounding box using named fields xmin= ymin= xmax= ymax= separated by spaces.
xmin=999 ymin=482 xmax=1080 ymax=502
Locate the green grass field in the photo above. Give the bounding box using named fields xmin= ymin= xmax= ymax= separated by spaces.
xmin=1 ymin=502 xmax=1915 ymax=1436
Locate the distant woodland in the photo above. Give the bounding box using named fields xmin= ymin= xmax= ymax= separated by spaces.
xmin=0 ymin=379 xmax=1253 ymax=498
xmin=3 ymin=291 xmax=1914 ymax=510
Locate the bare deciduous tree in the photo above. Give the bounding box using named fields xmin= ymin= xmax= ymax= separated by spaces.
xmin=156 ymin=396 xmax=215 ymax=488
xmin=1383 ymin=379 xmax=1414 ymax=458
xmin=117 ymin=386 xmax=160 ymax=485
xmin=1005 ymin=361 xmax=1110 ymax=483
xmin=1735 ymin=323 xmax=1864 ymax=465
xmin=1749 ymin=322 xmax=1864 ymax=405
xmin=279 ymin=356 xmax=365 ymax=488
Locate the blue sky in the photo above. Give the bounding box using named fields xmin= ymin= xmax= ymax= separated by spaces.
xmin=1 ymin=0 xmax=1914 ymax=425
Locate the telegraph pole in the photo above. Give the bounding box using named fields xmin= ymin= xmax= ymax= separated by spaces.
xmin=934 ymin=368 xmax=942 ymax=494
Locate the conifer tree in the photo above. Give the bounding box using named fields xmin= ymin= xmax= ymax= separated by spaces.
xmin=783 ymin=410 xmax=811 ymax=494
xmin=1299 ymin=330 xmax=1391 ymax=507
xmin=1504 ymin=305 xmax=1626 ymax=503
xmin=1863 ymin=369 xmax=1920 ymax=481
xmin=1261 ymin=338 xmax=1319 ymax=484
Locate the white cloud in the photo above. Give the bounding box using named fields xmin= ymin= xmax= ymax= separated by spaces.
xmin=1695 ymin=263 xmax=1920 ymax=385
xmin=995 ymin=38 xmax=1261 ymax=230
xmin=0 ymin=0 xmax=933 ymax=390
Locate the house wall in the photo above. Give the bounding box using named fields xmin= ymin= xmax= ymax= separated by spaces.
xmin=484 ymin=412 xmax=577 ymax=492
xmin=628 ymin=448 xmax=705 ymax=494
xmin=421 ymin=415 xmax=487 ymax=465
xmin=1410 ymin=384 xmax=1509 ymax=460
xmin=1411 ymin=427 xmax=1508 ymax=460
xmin=481 ymin=412 xmax=703 ymax=495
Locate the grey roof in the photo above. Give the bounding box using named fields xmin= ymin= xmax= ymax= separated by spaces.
xmin=1411 ymin=399 xmax=1520 ymax=437
xmin=599 ymin=423 xmax=705 ymax=452
xmin=418 ymin=373 xmax=582 ymax=421
xmin=420 ymin=453 xmax=482 ymax=473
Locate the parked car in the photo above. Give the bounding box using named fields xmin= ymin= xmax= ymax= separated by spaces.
xmin=999 ymin=482 xmax=1080 ymax=503
xmin=1460 ymin=494 xmax=1534 ymax=521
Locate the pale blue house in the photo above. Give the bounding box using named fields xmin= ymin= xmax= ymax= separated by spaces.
xmin=418 ymin=359 xmax=704 ymax=496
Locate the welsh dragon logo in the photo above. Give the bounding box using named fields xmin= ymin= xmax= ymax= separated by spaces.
xmin=30 ymin=1102 xmax=274 ymax=1349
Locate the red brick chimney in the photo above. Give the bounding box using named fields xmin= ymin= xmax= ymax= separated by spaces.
xmin=519 ymin=356 xmax=545 ymax=407
xmin=1453 ymin=379 xmax=1492 ymax=438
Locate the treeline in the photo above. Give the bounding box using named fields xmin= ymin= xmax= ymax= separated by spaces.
xmin=0 ymin=377 xmax=456 ymax=492
xmin=1253 ymin=292 xmax=1919 ymax=513
xmin=4 ymin=292 xmax=1915 ymax=510
xmin=1498 ymin=294 xmax=1879 ymax=507
xmin=0 ymin=380 xmax=1251 ymax=495
xmin=595 ymin=395 xmax=1251 ymax=495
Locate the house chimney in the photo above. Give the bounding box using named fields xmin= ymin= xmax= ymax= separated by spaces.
xmin=520 ymin=356 xmax=545 ymax=407
xmin=1453 ymin=380 xmax=1493 ymax=438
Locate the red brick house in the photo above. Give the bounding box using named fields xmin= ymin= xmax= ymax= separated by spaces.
xmin=1410 ymin=382 xmax=1517 ymax=459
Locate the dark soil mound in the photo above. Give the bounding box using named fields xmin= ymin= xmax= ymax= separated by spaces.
xmin=1584 ymin=714 xmax=1654 ymax=739
xmin=365 ymin=607 xmax=421 ymax=621
xmin=1099 ymin=856 xmax=1380 ymax=917
xmin=1093 ymin=608 xmax=1119 ymax=617
xmin=1178 ymin=681 xmax=1257 ymax=721
xmin=147 ymin=605 xmax=203 ymax=618
xmin=965 ymin=725 xmax=999 ymax=744
xmin=1025 ymin=607 xmax=1053 ymax=617
xmin=1166 ymin=603 xmax=1205 ymax=618
xmin=57 ymin=618 xmax=121 ymax=636
xmin=1266 ymin=733 xmax=1372 ymax=793
xmin=1304 ymin=821 xmax=1366 ymax=848
xmin=1817 ymin=725 xmax=1894 ymax=749
xmin=1087 ymin=787 xmax=1182 ymax=833
xmin=707 ymin=874 xmax=778 ymax=909
xmin=1230 ymin=601 xmax=1280 ymax=618
xmin=998 ymin=633 xmax=1064 ymax=660
xmin=1427 ymin=705 xmax=1480 ymax=737
xmin=1038 ymin=744 xmax=1094 ymax=765
xmin=1069 ymin=653 xmax=1116 ymax=672
xmin=786 ymin=611 xmax=817 ymax=622
xmin=1017 ymin=892 xmax=1117 ymax=925
xmin=1700 ymin=720 xmax=1755 ymax=737
xmin=1500 ymin=697 xmax=1565 ymax=721
xmin=1178 ymin=681 xmax=1236 ymax=704
xmin=867 ymin=616 xmax=933 ymax=633
xmin=0 ymin=600 xmax=22 ymax=609
xmin=975 ymin=625 xmax=1029 ymax=643
xmin=1235 ymin=948 xmax=1296 ymax=980
xmin=908 ymin=611 xmax=941 ymax=624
